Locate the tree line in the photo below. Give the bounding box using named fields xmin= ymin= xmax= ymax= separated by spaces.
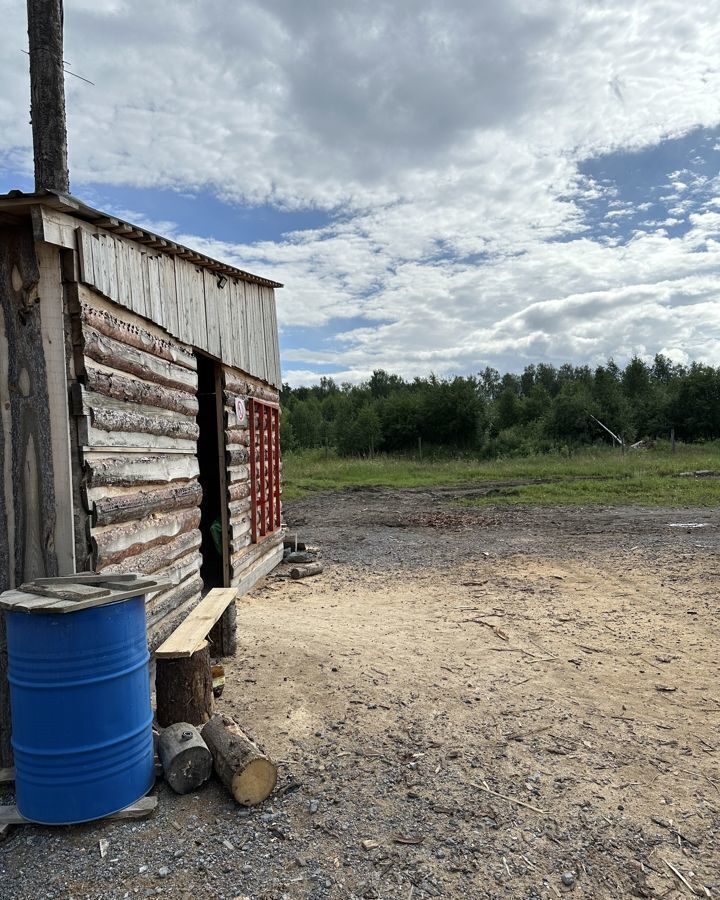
xmin=280 ymin=355 xmax=720 ymax=457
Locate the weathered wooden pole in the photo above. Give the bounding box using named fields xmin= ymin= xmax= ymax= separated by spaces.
xmin=27 ymin=0 xmax=70 ymax=192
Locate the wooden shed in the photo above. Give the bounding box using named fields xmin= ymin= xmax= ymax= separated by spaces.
xmin=0 ymin=189 xmax=284 ymax=765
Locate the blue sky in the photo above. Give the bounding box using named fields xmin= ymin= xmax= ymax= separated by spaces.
xmin=1 ymin=0 xmax=719 ymax=385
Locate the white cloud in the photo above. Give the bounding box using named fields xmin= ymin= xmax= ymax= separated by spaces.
xmin=1 ymin=0 xmax=720 ymax=382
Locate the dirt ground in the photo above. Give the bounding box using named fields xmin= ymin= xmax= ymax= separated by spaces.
xmin=2 ymin=485 xmax=719 ymax=899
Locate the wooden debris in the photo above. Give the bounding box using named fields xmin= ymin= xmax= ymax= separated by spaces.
xmin=0 ymin=767 xmax=14 ymax=785
xmin=0 ymin=795 xmax=157 ymax=827
xmin=392 ymin=833 xmax=425 ymax=845
xmin=462 ymin=618 xmax=509 ymax=641
xmin=662 ymin=857 xmax=697 ymax=895
xmin=201 ymin=714 xmax=277 ymax=806
xmin=158 ymin=723 xmax=212 ymax=795
xmin=290 ymin=563 xmax=323 ymax=580
xmin=470 ymin=780 xmax=545 ymax=814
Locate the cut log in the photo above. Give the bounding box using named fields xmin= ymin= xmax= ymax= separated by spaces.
xmin=157 ymin=723 xmax=212 ymax=795
xmin=155 ymin=642 xmax=213 ymax=727
xmin=201 ymin=715 xmax=277 ymax=806
xmin=208 ymin=602 xmax=237 ymax=658
xmin=290 ymin=563 xmax=323 ymax=580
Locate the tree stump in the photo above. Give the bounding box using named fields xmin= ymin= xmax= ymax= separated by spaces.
xmin=201 ymin=714 xmax=277 ymax=806
xmin=208 ymin=601 xmax=237 ymax=657
xmin=156 ymin=642 xmax=213 ymax=728
xmin=157 ymin=723 xmax=212 ymax=795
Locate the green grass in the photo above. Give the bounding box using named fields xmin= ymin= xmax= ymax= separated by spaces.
xmin=282 ymin=444 xmax=720 ymax=507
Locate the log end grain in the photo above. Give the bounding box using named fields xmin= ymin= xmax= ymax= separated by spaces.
xmin=231 ymin=757 xmax=278 ymax=806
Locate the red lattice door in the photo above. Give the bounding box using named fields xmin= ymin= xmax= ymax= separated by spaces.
xmin=248 ymin=399 xmax=281 ymax=542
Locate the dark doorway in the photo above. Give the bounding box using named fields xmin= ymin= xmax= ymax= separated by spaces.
xmin=196 ymin=353 xmax=228 ymax=589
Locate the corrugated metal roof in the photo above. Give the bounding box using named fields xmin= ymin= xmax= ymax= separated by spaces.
xmin=0 ymin=188 xmax=283 ymax=289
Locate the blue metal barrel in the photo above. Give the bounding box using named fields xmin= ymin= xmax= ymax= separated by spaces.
xmin=6 ymin=594 xmax=154 ymax=824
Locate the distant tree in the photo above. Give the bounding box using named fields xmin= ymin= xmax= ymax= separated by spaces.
xmin=592 ymin=364 xmax=631 ymax=440
xmin=290 ymin=397 xmax=324 ymax=448
xmin=547 ymin=383 xmax=598 ymax=444
xmin=494 ymin=388 xmax=522 ymax=432
xmin=670 ymin=364 xmax=720 ymax=440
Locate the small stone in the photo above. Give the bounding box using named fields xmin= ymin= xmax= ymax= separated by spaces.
xmin=157 ymin=867 xmax=170 ymax=879
xmin=139 ymin=866 xmax=148 ymax=874
xmin=561 ymin=872 xmax=575 ymax=887
xmin=309 ymin=799 xmax=319 ymax=814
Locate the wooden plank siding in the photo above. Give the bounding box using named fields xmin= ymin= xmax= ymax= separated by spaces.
xmin=76 ymin=227 xmax=280 ymax=387
xmin=69 ymin=288 xmax=204 ymax=649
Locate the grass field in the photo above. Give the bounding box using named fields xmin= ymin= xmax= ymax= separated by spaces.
xmin=282 ymin=443 xmax=720 ymax=506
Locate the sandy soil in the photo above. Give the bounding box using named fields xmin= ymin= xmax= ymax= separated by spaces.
xmin=2 ymin=486 xmax=718 ymax=899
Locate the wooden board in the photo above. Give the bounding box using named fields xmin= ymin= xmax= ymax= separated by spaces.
xmin=0 ymin=767 xmax=14 ymax=784
xmin=154 ymin=588 xmax=238 ymax=659
xmin=0 ymin=577 xmax=169 ymax=614
xmin=0 ymin=795 xmax=157 ymax=826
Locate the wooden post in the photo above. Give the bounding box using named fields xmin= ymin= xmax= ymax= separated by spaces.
xmin=155 ymin=642 xmax=213 ymax=728
xmin=208 ymin=602 xmax=237 ymax=657
xmin=671 ymin=427 xmax=676 ymax=453
xmin=27 ymin=0 xmax=70 ymax=193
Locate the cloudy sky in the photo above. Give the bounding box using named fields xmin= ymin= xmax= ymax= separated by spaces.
xmin=2 ymin=1 xmax=720 ymax=385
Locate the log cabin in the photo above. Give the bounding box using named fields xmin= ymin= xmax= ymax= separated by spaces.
xmin=0 ymin=188 xmax=284 ymax=765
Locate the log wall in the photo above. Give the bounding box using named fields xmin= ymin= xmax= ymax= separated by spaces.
xmin=69 ymin=287 xmax=204 ymax=649
xmin=76 ymin=227 xmax=281 ymax=388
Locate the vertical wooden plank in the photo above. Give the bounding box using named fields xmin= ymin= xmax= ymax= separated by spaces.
xmin=258 ymin=401 xmax=266 ymax=537
xmin=146 ymin=253 xmax=163 ymax=327
xmin=161 ymin=254 xmax=179 ymax=339
xmin=99 ymin=232 xmax=118 ymax=304
xmin=266 ymin=404 xmax=275 ymax=532
xmin=248 ymin=398 xmax=258 ymax=543
xmin=37 ymin=243 xmax=75 ymax=573
xmin=90 ymin=233 xmax=107 ymax=298
xmin=274 ymin=406 xmax=281 ymax=528
xmin=114 ymin=236 xmax=130 ymax=310
xmin=191 ymin=266 xmax=208 ymax=349
xmin=252 ymin=284 xmax=262 ymax=378
xmin=203 ymin=270 xmax=222 ymax=359
xmin=268 ymin=288 xmax=281 ymax=387
xmin=76 ymin=228 xmax=94 ymax=286
xmin=174 ymin=257 xmax=193 ymax=344
xmin=214 ymin=364 xmax=230 ymax=587
xmin=130 ymin=246 xmax=148 ymax=318
xmin=217 ymin=279 xmax=233 ymax=364
xmin=228 ymin=280 xmax=245 ymax=371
